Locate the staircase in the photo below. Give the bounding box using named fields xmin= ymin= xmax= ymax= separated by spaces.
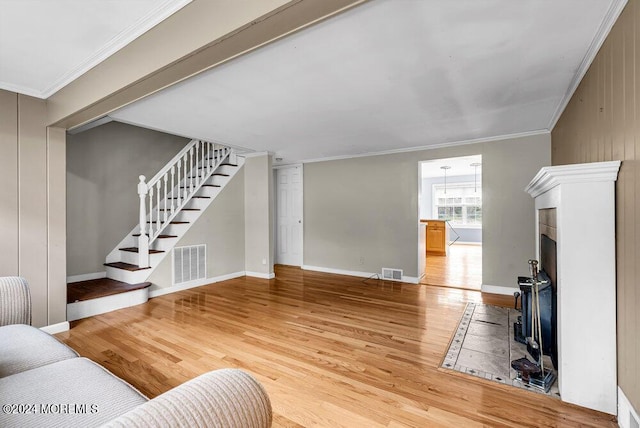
xmin=67 ymin=139 xmax=243 ymax=321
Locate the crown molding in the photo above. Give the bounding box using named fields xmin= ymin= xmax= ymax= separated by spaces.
xmin=548 ymin=0 xmax=628 ymax=130
xmin=302 ymin=129 xmax=550 ymax=164
xmin=32 ymin=0 xmax=192 ymax=99
xmin=0 ymin=81 xmax=45 ymax=99
xmin=239 ymin=151 xmax=272 ymax=158
xmin=525 ymin=160 xmax=621 ymax=199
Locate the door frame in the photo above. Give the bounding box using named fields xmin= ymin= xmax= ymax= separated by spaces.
xmin=273 ymin=164 xmax=304 ymax=266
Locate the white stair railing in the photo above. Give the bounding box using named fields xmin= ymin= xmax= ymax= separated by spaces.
xmin=137 ymin=140 xmax=231 ymax=267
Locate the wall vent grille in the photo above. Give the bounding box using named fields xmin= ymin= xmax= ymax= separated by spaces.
xmin=381 ymin=268 xmax=403 ymax=281
xmin=173 ymin=244 xmax=206 ymax=285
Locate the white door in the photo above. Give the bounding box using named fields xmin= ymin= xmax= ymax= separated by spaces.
xmin=276 ymin=166 xmax=303 ymax=266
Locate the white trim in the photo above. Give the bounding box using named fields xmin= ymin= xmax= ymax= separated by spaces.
xmin=0 ymin=81 xmax=43 ymax=98
xmin=618 ymin=386 xmax=640 ymax=428
xmin=272 ymin=163 xmax=303 ymax=170
xmin=40 ymin=322 xmax=70 ymax=334
xmin=67 ymin=288 xmax=149 ymax=321
xmin=481 ymin=284 xmax=517 ymax=295
xmin=302 ymin=265 xmax=418 ymax=284
xmin=455 ymin=241 xmax=482 ymax=246
xmin=302 ymin=130 xmax=549 ymax=164
xmin=245 ymin=271 xmax=276 ymax=279
xmin=36 ymin=0 xmax=193 ymax=99
xmin=66 ymin=271 xmax=106 ymax=283
xmin=240 ymin=151 xmax=272 ymax=158
xmin=149 ymin=271 xmax=245 ymax=298
xmin=549 ymin=0 xmax=628 ymax=130
xmin=67 ymin=117 xmax=113 ymax=135
xmin=525 ymin=160 xmax=622 ymax=199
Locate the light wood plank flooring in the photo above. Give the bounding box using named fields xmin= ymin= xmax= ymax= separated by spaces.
xmin=56 ymin=266 xmax=614 ymax=427
xmin=422 ymin=243 xmax=482 ymax=290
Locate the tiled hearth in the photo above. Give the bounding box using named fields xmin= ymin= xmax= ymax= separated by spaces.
xmin=442 ymin=303 xmax=559 ymax=397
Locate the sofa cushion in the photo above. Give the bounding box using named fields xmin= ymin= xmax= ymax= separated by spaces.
xmin=0 ymin=324 xmax=78 ymax=378
xmin=0 ymin=357 xmax=148 ymax=428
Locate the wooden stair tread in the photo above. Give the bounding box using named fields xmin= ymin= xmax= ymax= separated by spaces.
xmin=120 ymin=247 xmax=164 ymax=254
xmin=146 ymin=221 xmax=189 ymax=224
xmin=133 ymin=234 xmax=177 ymax=238
xmin=198 ymin=163 xmax=237 ymax=169
xmin=190 ymin=173 xmax=228 ymax=178
xmin=180 ymin=184 xmax=220 ymax=188
xmin=159 ymin=208 xmax=200 ymax=211
xmin=67 ymin=278 xmax=151 ymax=304
xmin=104 ymin=262 xmax=151 ymax=271
xmin=168 ymin=196 xmax=210 ymax=199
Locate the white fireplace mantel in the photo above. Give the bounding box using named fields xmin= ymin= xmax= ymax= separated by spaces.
xmin=525 ymin=160 xmax=621 ymax=415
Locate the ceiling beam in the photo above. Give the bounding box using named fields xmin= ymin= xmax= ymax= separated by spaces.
xmin=48 ymin=0 xmax=368 ymax=130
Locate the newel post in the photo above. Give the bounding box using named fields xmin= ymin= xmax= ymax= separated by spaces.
xmin=137 ymin=175 xmax=150 ymax=268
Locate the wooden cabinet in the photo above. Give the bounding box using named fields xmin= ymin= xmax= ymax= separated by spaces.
xmin=424 ymin=220 xmax=448 ymax=256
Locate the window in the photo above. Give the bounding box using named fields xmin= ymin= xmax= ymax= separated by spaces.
xmin=433 ymin=182 xmax=482 ymax=226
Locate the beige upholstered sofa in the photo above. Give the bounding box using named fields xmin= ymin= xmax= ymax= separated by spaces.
xmin=0 ymin=277 xmax=272 ymax=428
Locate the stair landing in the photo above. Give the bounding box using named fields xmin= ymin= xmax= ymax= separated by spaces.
xmin=67 ymin=278 xmax=151 ymax=304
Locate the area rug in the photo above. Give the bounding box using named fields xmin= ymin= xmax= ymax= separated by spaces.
xmin=441 ymin=302 xmax=560 ymax=397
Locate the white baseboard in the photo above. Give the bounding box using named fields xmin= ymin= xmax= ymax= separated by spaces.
xmin=245 ymin=271 xmax=276 ymax=279
xmin=481 ymin=284 xmax=518 ymax=295
xmin=149 ymin=271 xmax=246 ymax=298
xmin=302 ymin=265 xmax=418 ymax=284
xmin=40 ymin=321 xmax=70 ymax=334
xmin=454 ymin=241 xmax=482 ymax=246
xmin=619 ymin=386 xmax=640 ymax=428
xmin=66 ymin=271 xmax=106 ymax=283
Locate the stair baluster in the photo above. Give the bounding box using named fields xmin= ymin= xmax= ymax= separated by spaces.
xmin=156 ymin=181 xmax=161 ymax=233
xmin=189 ymin=147 xmax=194 ymax=194
xmin=148 ymin=185 xmax=154 ymax=239
xmin=163 ymin=174 xmax=168 ymax=222
xmin=137 ymin=175 xmax=150 ymax=268
xmin=195 ymin=142 xmax=200 ymax=188
xmin=183 ymin=153 xmax=188 ymax=201
xmin=170 ymin=166 xmax=175 ymax=214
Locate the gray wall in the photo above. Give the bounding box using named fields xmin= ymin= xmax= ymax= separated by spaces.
xmin=147 ymin=168 xmax=246 ymax=289
xmin=420 ymin=173 xmax=481 ymax=243
xmin=66 ymin=121 xmax=189 ymax=276
xmin=304 ymin=133 xmax=550 ymax=289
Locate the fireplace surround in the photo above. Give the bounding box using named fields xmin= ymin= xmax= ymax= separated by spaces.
xmin=525 ymin=160 xmax=621 ymax=415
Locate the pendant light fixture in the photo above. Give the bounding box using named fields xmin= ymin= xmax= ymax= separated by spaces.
xmin=470 ymin=162 xmax=481 ymax=192
xmin=440 ymin=165 xmax=451 ymax=194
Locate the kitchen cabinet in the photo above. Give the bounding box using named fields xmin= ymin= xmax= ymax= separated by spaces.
xmin=422 ymin=220 xmax=448 ymax=256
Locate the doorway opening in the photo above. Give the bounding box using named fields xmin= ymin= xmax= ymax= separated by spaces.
xmin=418 ymin=155 xmax=482 ymax=290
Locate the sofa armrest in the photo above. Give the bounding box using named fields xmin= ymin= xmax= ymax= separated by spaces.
xmin=0 ymin=276 xmax=31 ymax=326
xmin=102 ymin=369 xmax=272 ymax=428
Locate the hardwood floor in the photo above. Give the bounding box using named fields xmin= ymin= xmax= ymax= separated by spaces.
xmin=422 ymin=243 xmax=482 ymax=290
xmin=56 ymin=266 xmax=614 ymax=427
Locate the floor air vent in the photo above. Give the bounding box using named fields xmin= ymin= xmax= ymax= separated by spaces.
xmin=381 ymin=268 xmax=403 ymax=281
xmin=173 ymin=245 xmax=206 ymax=285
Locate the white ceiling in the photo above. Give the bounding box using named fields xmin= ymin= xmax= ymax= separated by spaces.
xmin=108 ymin=0 xmax=622 ymax=163
xmin=0 ymin=0 xmax=190 ymax=98
xmin=421 ymin=155 xmax=481 ymax=179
